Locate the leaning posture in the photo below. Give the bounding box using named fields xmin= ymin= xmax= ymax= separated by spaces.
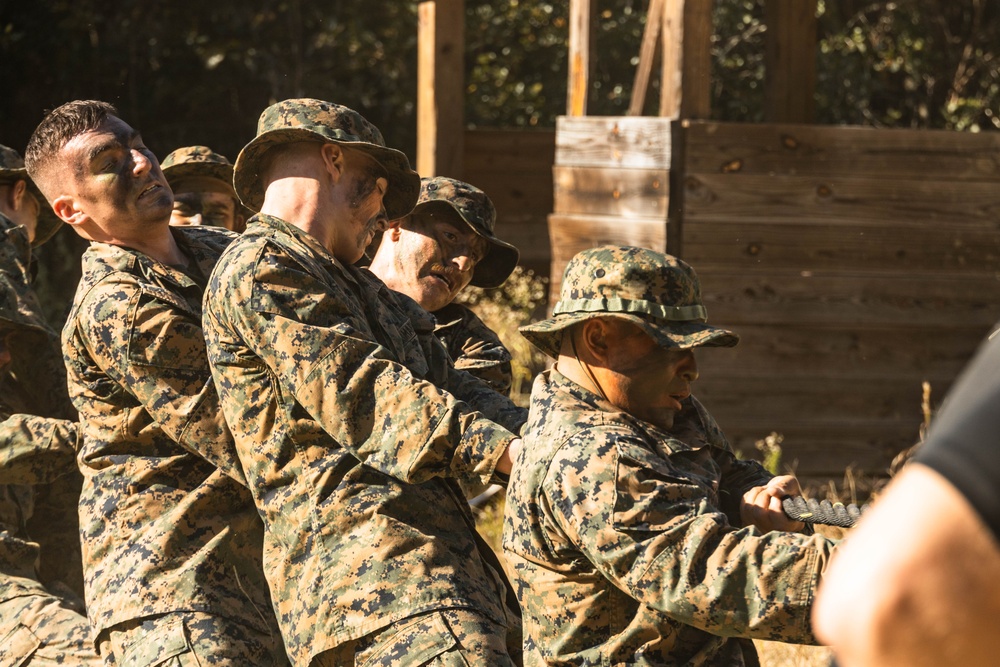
xmin=504 ymin=245 xmax=836 ymax=665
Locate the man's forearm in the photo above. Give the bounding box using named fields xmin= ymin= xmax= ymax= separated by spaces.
xmin=813 ymin=464 xmax=1000 ymax=667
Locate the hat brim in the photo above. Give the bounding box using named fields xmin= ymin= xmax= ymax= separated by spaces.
xmin=519 ymin=312 xmax=739 ymax=359
xmin=163 ymin=162 xmax=235 ymax=190
xmin=234 ymin=128 xmax=419 ymax=220
xmin=0 ymin=168 xmax=63 ymax=247
xmin=410 ymin=199 xmax=520 ymax=289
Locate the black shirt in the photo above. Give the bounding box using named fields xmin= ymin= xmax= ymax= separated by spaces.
xmin=915 ymin=327 xmax=1000 ymax=540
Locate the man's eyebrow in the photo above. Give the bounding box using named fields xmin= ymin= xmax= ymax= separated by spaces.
xmin=87 ymin=129 xmax=141 ymax=162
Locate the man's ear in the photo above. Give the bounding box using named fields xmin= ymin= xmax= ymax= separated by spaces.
xmin=385 ymin=218 xmax=402 ymax=241
xmin=319 ymin=143 xmax=346 ymax=183
xmin=51 ymin=195 xmax=88 ymax=227
xmin=579 ymin=319 xmax=612 ymax=363
xmin=9 ymin=180 xmax=28 ymax=210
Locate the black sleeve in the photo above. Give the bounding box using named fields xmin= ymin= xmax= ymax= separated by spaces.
xmin=914 ymin=328 xmax=1000 ymax=541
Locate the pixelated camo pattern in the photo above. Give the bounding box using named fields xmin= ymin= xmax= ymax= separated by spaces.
xmin=433 ymin=302 xmax=513 ymax=397
xmin=0 ymin=212 xmax=81 ymax=606
xmin=203 ymin=213 xmax=525 ymax=665
xmin=62 ymin=225 xmax=279 ymax=641
xmin=160 ymin=145 xmax=235 ymax=186
xmin=502 ymin=370 xmax=835 ymax=666
xmin=234 ymin=98 xmax=419 ymax=219
xmin=520 ymin=245 xmax=738 ymax=359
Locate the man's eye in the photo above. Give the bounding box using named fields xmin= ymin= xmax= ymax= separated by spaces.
xmin=173 ymin=203 xmax=195 ymax=215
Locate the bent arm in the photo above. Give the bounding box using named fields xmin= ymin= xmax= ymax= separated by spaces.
xmin=550 ymin=431 xmax=834 ymax=643
xmin=217 ymin=247 xmax=516 ymax=486
xmin=813 ymin=463 xmax=1000 ymax=667
xmin=0 ymin=415 xmax=79 ymax=484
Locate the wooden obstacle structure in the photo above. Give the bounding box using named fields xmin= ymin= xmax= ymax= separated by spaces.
xmin=548 ymin=116 xmax=1000 ymax=482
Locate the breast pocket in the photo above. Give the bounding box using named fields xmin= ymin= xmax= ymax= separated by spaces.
xmin=613 ymin=440 xmax=720 ymax=532
xmin=126 ymin=289 xmax=206 ymax=372
xmin=0 ymin=623 xmax=41 ymax=667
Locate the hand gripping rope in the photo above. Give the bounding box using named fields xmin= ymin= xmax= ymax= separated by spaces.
xmin=781 ymin=496 xmax=868 ymax=528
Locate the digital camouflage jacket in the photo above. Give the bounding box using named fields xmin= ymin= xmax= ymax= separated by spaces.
xmin=203 ymin=213 xmax=526 ymax=666
xmin=503 ymin=370 xmax=835 ymax=666
xmin=433 ymin=301 xmax=513 ymax=397
xmin=62 ymin=226 xmax=279 ymax=643
xmin=0 ymin=212 xmax=83 ymax=602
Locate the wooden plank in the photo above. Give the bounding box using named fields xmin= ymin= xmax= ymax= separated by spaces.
xmin=417 ymin=0 xmax=465 ymax=177
xmin=567 ymin=0 xmax=597 ymax=116
xmin=682 ymin=173 xmax=1000 ymax=227
xmin=628 ymin=0 xmax=665 ymax=116
xmin=553 ymin=165 xmax=669 ymax=218
xmin=555 ymin=116 xmax=674 ymax=168
xmin=661 ymin=0 xmax=713 ymax=118
xmin=680 ymin=220 xmax=1000 ymax=274
xmin=691 ymin=323 xmax=988 ymax=380
xmin=463 ymin=129 xmax=555 ymax=173
xmin=694 ymin=270 xmax=1000 ymax=328
xmin=495 ymin=214 xmax=550 ymax=271
xmin=763 ymin=0 xmax=817 ymax=123
xmin=547 ymin=213 xmax=668 ymax=308
xmin=681 ymin=121 xmax=1000 ymax=180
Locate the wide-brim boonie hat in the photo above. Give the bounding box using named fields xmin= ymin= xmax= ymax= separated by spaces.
xmin=520 ymin=245 xmax=739 ymax=359
xmin=161 ymin=145 xmax=236 ymax=192
xmin=412 ymin=176 xmax=519 ymax=289
xmin=234 ymin=98 xmax=419 ymax=220
xmin=0 ymin=144 xmax=61 ymax=247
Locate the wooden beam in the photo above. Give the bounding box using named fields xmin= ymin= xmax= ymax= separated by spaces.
xmin=417 ymin=0 xmax=465 ymax=177
xmin=764 ymin=0 xmax=818 ymax=123
xmin=567 ymin=0 xmax=597 ymax=116
xmin=628 ymin=0 xmax=666 ymax=116
xmin=660 ymin=0 xmax=713 ymax=119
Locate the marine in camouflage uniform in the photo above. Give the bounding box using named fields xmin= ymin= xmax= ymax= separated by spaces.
xmin=24 ymin=101 xmax=287 ymax=665
xmin=503 ymin=246 xmax=837 ymax=666
xmin=161 ymin=145 xmax=249 ymax=233
xmin=0 ymin=145 xmax=98 ymax=664
xmin=370 ymin=176 xmax=520 ymax=396
xmin=203 ymin=98 xmax=527 ymax=666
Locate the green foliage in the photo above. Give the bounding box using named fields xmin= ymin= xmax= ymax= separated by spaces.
xmin=4 ymin=1 xmax=998 ymax=325
xmin=455 ymin=266 xmax=550 ymax=402
xmin=754 ymin=431 xmax=784 ymax=476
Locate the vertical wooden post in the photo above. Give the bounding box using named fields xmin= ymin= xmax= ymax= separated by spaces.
xmin=660 ymin=0 xmax=713 ymax=119
xmin=567 ymin=0 xmax=597 ymax=116
xmin=628 ymin=0 xmax=666 ymax=116
xmin=764 ymin=0 xmax=817 ymax=123
xmin=417 ymin=0 xmax=465 ymax=177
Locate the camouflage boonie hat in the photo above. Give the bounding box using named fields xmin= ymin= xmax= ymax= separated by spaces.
xmin=0 ymin=144 xmax=61 ymax=247
xmin=412 ymin=176 xmax=519 ymax=289
xmin=234 ymin=98 xmax=419 ymax=219
xmin=0 ymin=282 xmax=47 ymax=335
xmin=161 ymin=145 xmax=236 ymax=195
xmin=520 ymin=245 xmax=739 ymax=359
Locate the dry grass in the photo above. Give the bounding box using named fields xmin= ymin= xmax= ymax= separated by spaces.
xmin=754 ymin=640 xmax=833 ymax=666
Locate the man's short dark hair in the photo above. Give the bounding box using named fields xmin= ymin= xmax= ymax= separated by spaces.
xmin=24 ymin=100 xmax=118 ymax=200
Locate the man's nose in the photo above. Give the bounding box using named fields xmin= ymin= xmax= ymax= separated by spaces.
xmin=131 ymin=149 xmax=152 ymax=176
xmin=452 ymin=253 xmax=475 ymax=274
xmin=679 ymin=354 xmax=699 ymax=383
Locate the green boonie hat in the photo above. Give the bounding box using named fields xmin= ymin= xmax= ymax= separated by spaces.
xmin=161 ymin=145 xmax=236 ymax=193
xmin=234 ymin=98 xmax=419 ymax=220
xmin=0 ymin=282 xmax=47 ymax=335
xmin=413 ymin=176 xmax=519 ymax=289
xmin=520 ymin=245 xmax=739 ymax=359
xmin=0 ymin=144 xmax=61 ymax=247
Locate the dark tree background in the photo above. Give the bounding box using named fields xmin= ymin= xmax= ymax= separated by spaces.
xmin=1 ymin=0 xmax=997 ymax=325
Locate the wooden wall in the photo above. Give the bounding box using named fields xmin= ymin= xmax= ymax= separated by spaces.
xmin=550 ymin=117 xmax=1000 ymax=483
xmin=463 ymin=129 xmax=555 ymax=276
